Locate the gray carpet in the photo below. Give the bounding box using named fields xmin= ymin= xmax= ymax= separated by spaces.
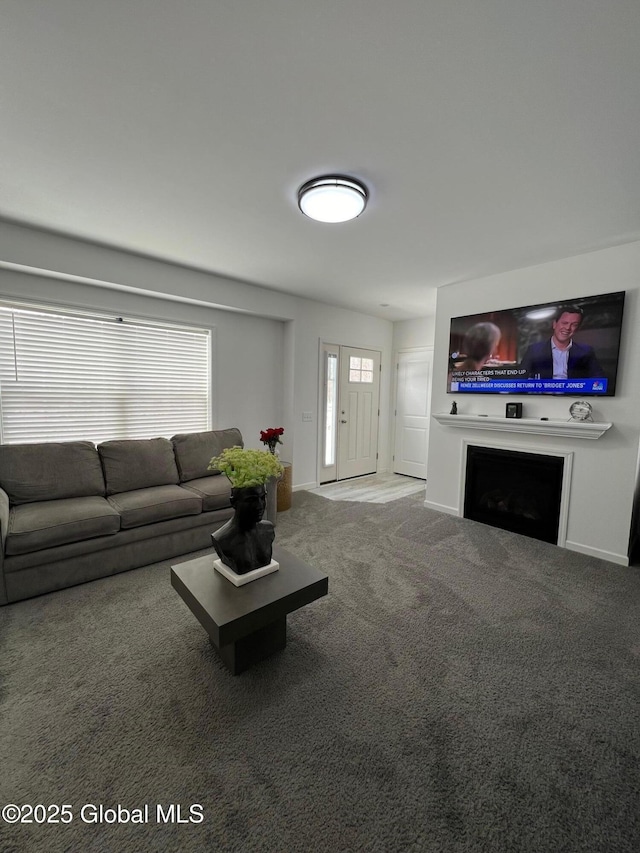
xmin=1 ymin=491 xmax=639 ymax=853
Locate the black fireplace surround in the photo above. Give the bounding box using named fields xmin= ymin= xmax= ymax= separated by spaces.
xmin=464 ymin=445 xmax=564 ymax=545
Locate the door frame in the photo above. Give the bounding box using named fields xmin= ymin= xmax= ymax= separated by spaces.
xmin=317 ymin=339 xmax=383 ymax=485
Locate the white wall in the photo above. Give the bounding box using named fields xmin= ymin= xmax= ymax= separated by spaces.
xmin=0 ymin=221 xmax=393 ymax=488
xmin=426 ymin=241 xmax=640 ymax=565
xmin=392 ymin=316 xmax=435 ymax=352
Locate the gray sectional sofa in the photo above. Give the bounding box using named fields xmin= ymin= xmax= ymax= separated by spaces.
xmin=0 ymin=428 xmax=244 ymax=604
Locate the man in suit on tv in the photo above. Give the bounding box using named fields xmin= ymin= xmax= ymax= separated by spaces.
xmin=519 ymin=304 xmax=604 ymax=379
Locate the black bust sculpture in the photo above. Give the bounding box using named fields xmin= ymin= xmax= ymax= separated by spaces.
xmin=211 ymin=484 xmax=275 ymax=574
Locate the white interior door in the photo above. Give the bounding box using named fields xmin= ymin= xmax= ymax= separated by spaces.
xmin=393 ymin=348 xmax=433 ymax=479
xmin=337 ymin=346 xmax=381 ymax=480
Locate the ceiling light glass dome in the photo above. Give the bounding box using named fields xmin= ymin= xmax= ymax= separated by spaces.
xmin=298 ymin=176 xmax=369 ymax=223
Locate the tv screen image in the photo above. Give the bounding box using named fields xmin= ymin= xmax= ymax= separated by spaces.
xmin=447 ymin=290 xmax=625 ymax=396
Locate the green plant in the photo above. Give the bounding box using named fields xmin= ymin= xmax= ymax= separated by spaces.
xmin=209 ymin=446 xmax=284 ymax=488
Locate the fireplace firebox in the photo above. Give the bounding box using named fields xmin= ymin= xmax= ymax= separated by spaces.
xmin=464 ymin=445 xmax=564 ymax=544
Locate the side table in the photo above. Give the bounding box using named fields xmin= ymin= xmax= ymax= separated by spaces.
xmin=277 ymin=462 xmax=292 ymax=512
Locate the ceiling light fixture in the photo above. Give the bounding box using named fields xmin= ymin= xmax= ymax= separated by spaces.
xmin=298 ymin=175 xmax=368 ymax=223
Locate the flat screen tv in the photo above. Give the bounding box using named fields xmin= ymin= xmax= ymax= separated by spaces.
xmin=447 ymin=290 xmax=625 ymax=396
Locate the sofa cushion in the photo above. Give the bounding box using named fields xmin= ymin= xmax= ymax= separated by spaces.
xmin=0 ymin=441 xmax=106 ymax=505
xmin=98 ymin=438 xmax=179 ymax=496
xmin=182 ymin=476 xmax=233 ymax=511
xmin=107 ymin=485 xmax=202 ymax=529
xmin=6 ymin=496 xmax=120 ymax=556
xmin=171 ymin=428 xmax=243 ymax=482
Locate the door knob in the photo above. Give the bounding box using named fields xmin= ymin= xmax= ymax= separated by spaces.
xmin=340 ymin=419 xmax=348 ymax=424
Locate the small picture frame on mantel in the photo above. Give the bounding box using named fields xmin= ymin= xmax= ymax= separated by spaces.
xmin=505 ymin=402 xmax=523 ymax=419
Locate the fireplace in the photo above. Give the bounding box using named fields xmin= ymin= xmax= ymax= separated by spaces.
xmin=463 ymin=445 xmax=565 ymax=544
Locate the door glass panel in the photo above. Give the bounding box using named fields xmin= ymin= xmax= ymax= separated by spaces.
xmin=348 ymin=355 xmax=374 ymax=383
xmin=324 ymin=352 xmax=338 ymax=466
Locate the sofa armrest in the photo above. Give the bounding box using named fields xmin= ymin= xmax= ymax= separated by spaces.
xmin=0 ymin=486 xmax=9 ymax=604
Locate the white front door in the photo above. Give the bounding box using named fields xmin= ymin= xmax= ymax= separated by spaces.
xmin=337 ymin=346 xmax=381 ymax=480
xmin=393 ymin=348 xmax=433 ymax=479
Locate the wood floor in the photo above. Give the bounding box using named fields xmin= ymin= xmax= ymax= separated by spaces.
xmin=310 ymin=472 xmax=426 ymax=504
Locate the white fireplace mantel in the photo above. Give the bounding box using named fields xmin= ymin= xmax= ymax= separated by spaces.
xmin=433 ymin=413 xmax=612 ymax=440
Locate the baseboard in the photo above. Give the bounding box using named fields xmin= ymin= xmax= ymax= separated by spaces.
xmin=565 ymin=540 xmax=629 ymax=567
xmin=294 ymin=481 xmax=318 ymax=492
xmin=423 ymin=499 xmax=459 ymax=516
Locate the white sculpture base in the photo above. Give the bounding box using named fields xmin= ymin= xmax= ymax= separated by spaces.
xmin=213 ymin=558 xmax=279 ymax=587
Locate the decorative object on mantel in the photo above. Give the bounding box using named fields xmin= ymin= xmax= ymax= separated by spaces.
xmin=208 ymin=447 xmax=284 ymax=584
xmin=450 ymin=401 xmax=458 ymax=415
xmin=260 ymin=426 xmax=285 ymax=455
xmin=568 ymin=401 xmax=594 ymax=422
xmin=505 ymin=402 xmax=523 ymax=419
xmin=432 ymin=413 xmax=612 ymax=440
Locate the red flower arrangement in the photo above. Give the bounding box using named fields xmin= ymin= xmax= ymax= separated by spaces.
xmin=259 ymin=427 xmax=284 ymax=454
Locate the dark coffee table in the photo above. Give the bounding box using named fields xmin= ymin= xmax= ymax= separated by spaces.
xmin=171 ymin=545 xmax=328 ymax=674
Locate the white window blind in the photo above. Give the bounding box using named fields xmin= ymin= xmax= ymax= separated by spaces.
xmin=0 ymin=304 xmax=211 ymax=444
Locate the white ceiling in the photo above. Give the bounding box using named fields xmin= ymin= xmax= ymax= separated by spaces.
xmin=1 ymin=0 xmax=639 ymax=321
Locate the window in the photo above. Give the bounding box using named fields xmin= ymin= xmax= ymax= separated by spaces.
xmin=348 ymin=356 xmax=374 ymax=383
xmin=0 ymin=303 xmax=211 ymax=444
xmin=324 ymin=351 xmax=338 ymax=466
